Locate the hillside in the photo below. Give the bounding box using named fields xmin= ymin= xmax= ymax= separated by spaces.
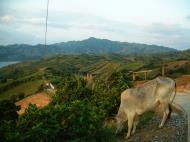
xmin=1 ymin=53 xmax=190 ymax=141
xmin=0 ymin=53 xmax=148 ymax=101
xmin=0 ymin=37 xmax=177 ymax=61
xmin=1 ymin=53 xmax=190 ymax=101
xmin=0 ymin=54 xmax=143 ymax=81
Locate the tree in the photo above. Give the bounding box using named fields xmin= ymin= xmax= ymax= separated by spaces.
xmin=0 ymin=100 xmax=20 ymax=141
xmin=0 ymin=100 xmax=20 ymax=121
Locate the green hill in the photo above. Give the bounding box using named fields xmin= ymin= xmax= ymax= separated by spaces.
xmin=0 ymin=54 xmax=144 ymax=100
xmin=0 ymin=37 xmax=177 ymax=61
xmin=0 ymin=54 xmax=143 ymax=81
xmin=1 ymin=52 xmax=190 ymax=101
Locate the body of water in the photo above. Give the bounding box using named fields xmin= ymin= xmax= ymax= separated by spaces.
xmin=0 ymin=61 xmax=20 ymax=68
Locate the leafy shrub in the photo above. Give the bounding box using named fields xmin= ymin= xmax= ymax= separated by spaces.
xmin=0 ymin=100 xmax=20 ymax=141
xmin=10 ymin=101 xmax=106 ymax=142
xmin=53 ymin=75 xmax=93 ymax=104
xmin=10 ymin=92 xmax=25 ymax=102
xmin=0 ymin=100 xmax=20 ymax=121
xmin=1 ymin=69 xmax=135 ymax=141
xmin=18 ymin=92 xmax=25 ymax=100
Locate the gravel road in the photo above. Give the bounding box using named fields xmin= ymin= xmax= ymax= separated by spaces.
xmin=124 ymin=115 xmax=188 ymax=142
xmin=174 ymin=93 xmax=190 ymax=142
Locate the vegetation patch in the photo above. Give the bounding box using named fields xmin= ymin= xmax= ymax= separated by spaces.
xmin=0 ymin=79 xmax=43 ymax=101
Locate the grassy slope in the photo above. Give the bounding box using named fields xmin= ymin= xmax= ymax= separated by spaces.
xmin=0 ymin=54 xmax=145 ymax=100
xmin=0 ymin=79 xmax=43 ymax=100
xmin=0 ymin=54 xmax=145 ymax=80
xmin=1 ymin=53 xmax=190 ymax=100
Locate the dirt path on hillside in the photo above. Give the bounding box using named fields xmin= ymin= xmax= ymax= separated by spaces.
xmin=15 ymin=92 xmax=51 ymax=115
xmin=174 ymin=93 xmax=190 ymax=142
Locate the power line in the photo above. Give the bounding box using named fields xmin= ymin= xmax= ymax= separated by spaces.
xmin=45 ymin=0 xmax=49 ymax=48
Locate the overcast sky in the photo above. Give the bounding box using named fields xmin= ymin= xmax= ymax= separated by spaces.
xmin=0 ymin=0 xmax=190 ymax=50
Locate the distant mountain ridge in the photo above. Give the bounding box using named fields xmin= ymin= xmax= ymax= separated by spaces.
xmin=0 ymin=37 xmax=177 ymax=61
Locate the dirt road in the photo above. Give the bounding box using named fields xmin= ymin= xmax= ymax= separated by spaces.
xmin=174 ymin=93 xmax=190 ymax=142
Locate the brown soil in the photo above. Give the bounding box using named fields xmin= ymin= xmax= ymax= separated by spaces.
xmin=175 ymin=75 xmax=190 ymax=92
xmin=15 ymin=92 xmax=51 ymax=115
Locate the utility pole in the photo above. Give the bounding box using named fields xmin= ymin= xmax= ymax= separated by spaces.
xmin=45 ymin=0 xmax=49 ymax=48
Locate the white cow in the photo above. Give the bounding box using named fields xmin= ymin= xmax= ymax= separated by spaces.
xmin=116 ymin=77 xmax=177 ymax=139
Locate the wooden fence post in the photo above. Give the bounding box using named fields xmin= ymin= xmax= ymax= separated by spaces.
xmin=132 ymin=72 xmax=136 ymax=81
xmin=162 ymin=65 xmax=165 ymax=76
xmin=144 ymin=72 xmax=147 ymax=80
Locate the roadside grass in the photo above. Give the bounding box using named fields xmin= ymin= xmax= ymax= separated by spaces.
xmin=102 ymin=112 xmax=154 ymax=141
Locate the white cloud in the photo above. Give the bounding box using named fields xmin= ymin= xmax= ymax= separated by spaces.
xmin=0 ymin=0 xmax=190 ymax=50
xmin=27 ymin=17 xmax=45 ymax=25
xmin=141 ymin=23 xmax=190 ymax=50
xmin=1 ymin=15 xmax=13 ymax=24
xmin=143 ymin=23 xmax=190 ymax=35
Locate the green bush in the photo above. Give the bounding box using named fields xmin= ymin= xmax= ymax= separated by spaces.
xmin=18 ymin=92 xmax=25 ymax=100
xmin=0 ymin=100 xmax=20 ymax=121
xmin=52 ymin=75 xmax=93 ymax=104
xmin=10 ymin=92 xmax=25 ymax=102
xmin=1 ymin=70 xmax=135 ymax=141
xmin=0 ymin=100 xmax=20 ymax=141
xmin=9 ymin=101 xmax=106 ymax=142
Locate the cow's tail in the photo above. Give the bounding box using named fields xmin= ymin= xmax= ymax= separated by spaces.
xmin=168 ymin=81 xmax=177 ymax=119
xmin=170 ymin=81 xmax=177 ymax=104
xmin=170 ymin=102 xmax=187 ymax=117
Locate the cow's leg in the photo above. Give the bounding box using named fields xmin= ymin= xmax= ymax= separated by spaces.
xmin=159 ymin=104 xmax=169 ymax=128
xmin=167 ymin=104 xmax=172 ymax=120
xmin=125 ymin=113 xmax=135 ymax=139
xmin=132 ymin=115 xmax=139 ymax=134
